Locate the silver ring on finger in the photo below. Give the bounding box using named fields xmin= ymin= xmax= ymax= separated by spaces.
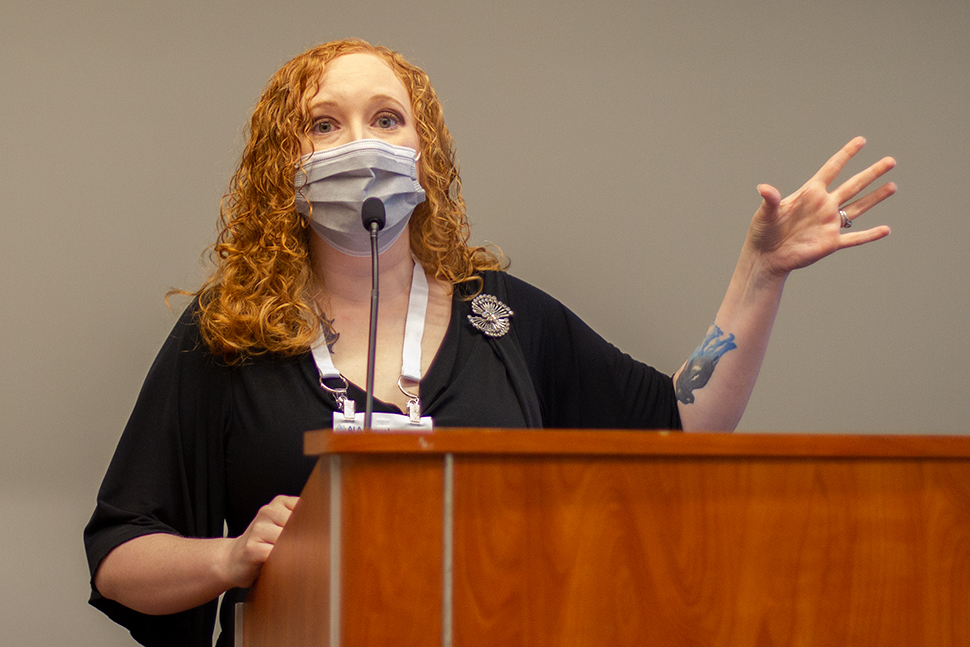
xmin=839 ymin=209 xmax=852 ymax=229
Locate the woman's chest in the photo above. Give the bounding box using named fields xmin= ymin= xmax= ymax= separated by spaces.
xmin=326 ymin=282 xmax=452 ymax=411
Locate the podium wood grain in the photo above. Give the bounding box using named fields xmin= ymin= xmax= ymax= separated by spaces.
xmin=452 ymin=455 xmax=970 ymax=646
xmin=340 ymin=455 xmax=443 ymax=644
xmin=242 ymin=457 xmax=333 ymax=644
xmin=242 ymin=455 xmax=444 ymax=646
xmin=244 ymin=431 xmax=970 ymax=646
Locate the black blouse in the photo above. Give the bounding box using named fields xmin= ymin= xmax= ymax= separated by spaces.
xmin=84 ymin=271 xmax=681 ymax=646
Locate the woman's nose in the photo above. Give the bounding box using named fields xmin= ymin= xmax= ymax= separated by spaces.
xmin=345 ymin=121 xmax=366 ymax=143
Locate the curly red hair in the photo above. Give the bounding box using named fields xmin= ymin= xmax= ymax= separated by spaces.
xmin=186 ymin=38 xmax=503 ymax=362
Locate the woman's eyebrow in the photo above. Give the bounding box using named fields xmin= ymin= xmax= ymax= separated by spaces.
xmin=309 ymin=94 xmax=409 ymax=111
xmin=308 ymin=99 xmax=339 ymax=112
xmin=366 ymin=93 xmax=410 ymax=110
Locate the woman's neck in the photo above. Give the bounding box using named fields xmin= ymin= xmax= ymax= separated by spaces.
xmin=309 ymin=227 xmax=416 ymax=307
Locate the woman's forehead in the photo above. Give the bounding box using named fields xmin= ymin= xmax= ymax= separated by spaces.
xmin=314 ymin=52 xmax=409 ymax=103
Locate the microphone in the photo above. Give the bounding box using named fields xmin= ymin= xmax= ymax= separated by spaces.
xmin=362 ymin=196 xmax=386 ymax=232
xmin=362 ymin=197 xmax=385 ymax=430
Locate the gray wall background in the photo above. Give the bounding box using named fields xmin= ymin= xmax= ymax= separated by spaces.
xmin=2 ymin=0 xmax=967 ymax=643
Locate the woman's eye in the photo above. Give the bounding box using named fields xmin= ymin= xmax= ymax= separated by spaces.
xmin=311 ymin=120 xmax=335 ymax=134
xmin=375 ymin=112 xmax=401 ymax=129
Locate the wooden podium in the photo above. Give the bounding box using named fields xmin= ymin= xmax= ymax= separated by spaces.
xmin=241 ymin=430 xmax=970 ymax=646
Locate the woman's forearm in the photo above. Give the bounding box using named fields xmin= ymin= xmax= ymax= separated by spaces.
xmin=673 ymin=138 xmax=894 ymax=431
xmin=94 ymin=533 xmax=236 ymax=616
xmin=674 ymin=245 xmax=787 ymax=432
xmin=94 ymin=494 xmax=296 ymax=615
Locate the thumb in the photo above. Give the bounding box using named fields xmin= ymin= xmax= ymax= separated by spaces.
xmin=756 ymin=183 xmax=782 ymax=218
xmin=745 ymin=183 xmax=786 ymax=254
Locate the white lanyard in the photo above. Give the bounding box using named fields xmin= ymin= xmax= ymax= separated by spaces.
xmin=310 ymin=260 xmax=433 ymax=430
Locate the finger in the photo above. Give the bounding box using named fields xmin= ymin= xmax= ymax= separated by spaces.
xmin=267 ymin=506 xmax=294 ymax=528
xmin=757 ymin=183 xmax=781 ymax=208
xmin=275 ymin=495 xmax=299 ymax=511
xmin=255 ymin=500 xmax=295 ymax=527
xmin=252 ymin=523 xmax=285 ymax=547
xmin=232 ymin=527 xmax=273 ymax=560
xmin=839 ymin=181 xmax=897 ymax=222
xmin=265 ymin=495 xmax=299 ymax=516
xmin=260 ymin=495 xmax=298 ymax=515
xmin=837 ymin=225 xmax=891 ymax=249
xmin=756 ymin=183 xmax=782 ymax=221
xmin=833 ymin=157 xmax=896 ymax=205
xmin=245 ymin=538 xmax=276 ymax=561
xmin=254 ymin=544 xmax=274 ymax=562
xmin=241 ymin=515 xmax=286 ymax=549
xmin=813 ymin=136 xmax=867 ymax=187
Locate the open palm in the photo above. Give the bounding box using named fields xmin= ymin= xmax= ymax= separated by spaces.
xmin=746 ymin=137 xmax=896 ymax=277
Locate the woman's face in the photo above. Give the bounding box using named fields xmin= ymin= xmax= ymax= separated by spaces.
xmin=302 ymin=52 xmax=420 ymax=156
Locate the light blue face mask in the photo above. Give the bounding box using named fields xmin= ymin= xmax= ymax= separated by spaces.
xmin=294 ymin=139 xmax=426 ymax=256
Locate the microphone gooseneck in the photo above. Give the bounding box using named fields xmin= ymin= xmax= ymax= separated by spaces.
xmin=362 ymin=197 xmax=386 ymax=430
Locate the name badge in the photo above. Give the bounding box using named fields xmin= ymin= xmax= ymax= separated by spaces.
xmin=332 ymin=411 xmax=434 ymax=432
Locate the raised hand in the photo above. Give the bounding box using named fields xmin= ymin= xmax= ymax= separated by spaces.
xmin=745 ymin=136 xmax=896 ymax=277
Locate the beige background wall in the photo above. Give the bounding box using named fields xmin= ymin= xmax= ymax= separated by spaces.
xmin=1 ymin=0 xmax=967 ymax=644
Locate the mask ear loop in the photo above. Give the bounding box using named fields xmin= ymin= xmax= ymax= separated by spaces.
xmin=397 ymin=376 xmax=421 ymax=424
xmin=320 ymin=374 xmax=355 ymax=421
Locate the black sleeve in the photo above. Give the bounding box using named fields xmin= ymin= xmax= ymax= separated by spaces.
xmin=83 ymin=305 xmax=231 ymax=647
xmin=503 ymin=274 xmax=682 ymax=430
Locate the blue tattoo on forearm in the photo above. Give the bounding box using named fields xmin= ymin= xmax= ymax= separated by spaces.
xmin=676 ymin=324 xmax=737 ymax=404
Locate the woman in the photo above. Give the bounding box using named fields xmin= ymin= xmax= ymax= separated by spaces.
xmin=85 ymin=38 xmax=895 ymax=646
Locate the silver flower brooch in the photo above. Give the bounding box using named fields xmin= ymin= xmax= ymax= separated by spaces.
xmin=467 ymin=294 xmax=514 ymax=338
